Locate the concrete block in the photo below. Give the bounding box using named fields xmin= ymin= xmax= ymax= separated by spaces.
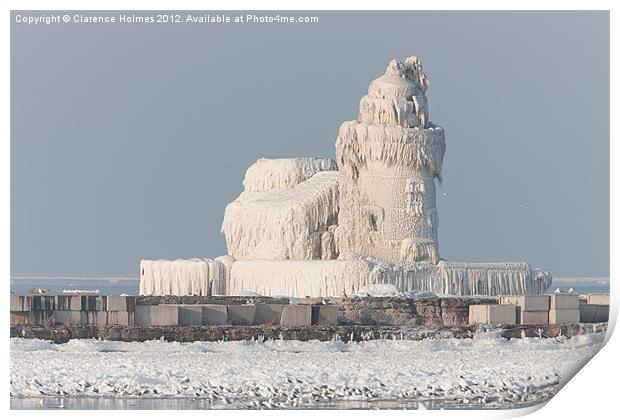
xmin=312 ymin=305 xmax=339 ymax=325
xmin=468 ymin=305 xmax=488 ymax=324
xmin=117 ymin=311 xmax=132 ymax=326
xmin=549 ymin=294 xmax=579 ymax=310
xmin=31 ymin=295 xmax=55 ymax=311
xmin=10 ymin=295 xmax=31 ymax=312
xmin=56 ymin=295 xmax=114 ymax=311
xmin=280 ymin=305 xmax=312 ymax=326
xmin=135 ymin=305 xmax=179 ymax=326
xmin=81 ymin=311 xmax=101 ymax=325
xmin=79 ymin=296 xmax=103 ymax=311
xmin=92 ymin=311 xmax=132 ymax=326
xmin=227 ymin=304 xmax=256 ymax=325
xmin=520 ymin=310 xmax=549 ymax=325
xmin=105 ymin=296 xmax=137 ymax=312
xmin=94 ymin=311 xmax=110 ymax=325
xmin=10 ymin=311 xmax=30 ymax=325
xmin=549 ymin=309 xmax=580 ymax=324
xmin=172 ymin=305 xmax=204 ymax=326
xmin=500 ymin=295 xmax=549 ymax=311
xmin=31 ymin=310 xmax=55 ymax=325
xmin=88 ymin=297 xmax=106 ymax=311
xmin=202 ymin=305 xmax=228 ymax=325
xmin=92 ymin=311 xmax=106 ymax=325
xmin=55 ymin=295 xmax=86 ymax=311
xmin=587 ymin=294 xmax=610 ymax=305
xmin=489 ymin=304 xmax=516 ymax=324
xmin=469 ymin=304 xmax=516 ymax=325
xmin=254 ymin=304 xmax=284 ymax=325
xmin=580 ymin=304 xmax=609 ymax=323
xmin=54 ymin=311 xmax=86 ymax=325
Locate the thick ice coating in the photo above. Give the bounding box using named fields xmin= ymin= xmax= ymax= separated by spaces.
xmin=227 ymin=257 xmax=551 ymax=297
xmin=242 ymin=158 xmax=337 ymax=192
xmin=139 ymin=256 xmax=551 ymax=298
xmin=336 ymin=57 xmax=444 ymax=263
xmin=222 ymin=170 xmax=339 ymax=260
xmin=140 ymin=258 xmax=226 ymax=296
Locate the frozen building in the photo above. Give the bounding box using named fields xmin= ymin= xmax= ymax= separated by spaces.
xmin=140 ymin=57 xmax=552 ymax=298
xmin=335 ymin=57 xmax=444 ymax=263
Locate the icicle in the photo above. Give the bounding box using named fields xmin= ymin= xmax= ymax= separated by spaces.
xmin=399 ymin=238 xmax=439 ymax=263
xmin=139 ymin=258 xmax=226 ymax=296
xmin=214 ymin=255 xmax=235 ymax=295
xmin=435 ymin=261 xmax=551 ymax=295
xmin=320 ymin=229 xmax=338 ymax=260
xmin=226 ymin=255 xmax=550 ymax=298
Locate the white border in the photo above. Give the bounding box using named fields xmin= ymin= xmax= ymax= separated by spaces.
xmin=2 ymin=1 xmax=616 ymax=420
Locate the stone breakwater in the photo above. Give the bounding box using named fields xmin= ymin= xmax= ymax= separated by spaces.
xmin=10 ymin=323 xmax=606 ymax=344
xmin=137 ymin=295 xmax=500 ymax=326
xmin=11 ymin=295 xmax=499 ymax=328
xmin=299 ymin=296 xmax=499 ymax=326
xmin=11 ymin=295 xmax=609 ymax=344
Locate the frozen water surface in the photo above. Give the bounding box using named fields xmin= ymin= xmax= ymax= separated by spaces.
xmin=10 ymin=332 xmax=605 ymax=409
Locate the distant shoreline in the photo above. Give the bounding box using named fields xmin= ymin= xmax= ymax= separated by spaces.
xmin=10 ymin=276 xmax=139 ymax=282
xmin=552 ymin=277 xmax=610 ymax=285
xmin=9 ymin=276 xmax=609 ymax=296
xmin=10 ymin=276 xmax=610 ymax=283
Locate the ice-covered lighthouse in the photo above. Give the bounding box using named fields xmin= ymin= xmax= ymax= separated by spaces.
xmin=335 ymin=57 xmax=444 ymax=264
xmin=139 ymin=56 xmax=552 ymax=298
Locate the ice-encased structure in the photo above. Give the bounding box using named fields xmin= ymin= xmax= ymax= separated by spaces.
xmin=221 ymin=167 xmax=339 ymax=260
xmin=227 ymin=258 xmax=550 ymax=297
xmin=140 ymin=258 xmax=226 ymax=296
xmin=139 ymin=56 xmax=552 ymax=297
xmin=242 ymin=157 xmax=337 ymax=192
xmin=335 ymin=58 xmax=444 ymax=263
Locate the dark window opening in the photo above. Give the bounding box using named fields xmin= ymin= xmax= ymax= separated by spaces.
xmin=368 ymin=213 xmax=378 ymax=231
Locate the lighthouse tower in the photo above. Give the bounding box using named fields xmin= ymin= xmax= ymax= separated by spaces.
xmin=335 ymin=57 xmax=446 ymax=263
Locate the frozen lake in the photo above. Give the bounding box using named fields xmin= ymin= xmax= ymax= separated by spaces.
xmin=10 ymin=332 xmax=606 ymax=410
xmin=10 ymin=277 xmax=140 ymax=295
xmin=10 ymin=395 xmax=547 ymax=410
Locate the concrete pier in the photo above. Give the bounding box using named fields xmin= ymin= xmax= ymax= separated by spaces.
xmin=10 ymin=293 xmax=609 ymax=332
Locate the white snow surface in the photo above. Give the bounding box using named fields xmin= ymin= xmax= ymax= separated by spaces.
xmin=10 ymin=333 xmax=604 ymax=407
xmin=222 ymin=171 xmax=339 ymax=260
xmin=242 ymin=158 xmax=337 ymax=192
